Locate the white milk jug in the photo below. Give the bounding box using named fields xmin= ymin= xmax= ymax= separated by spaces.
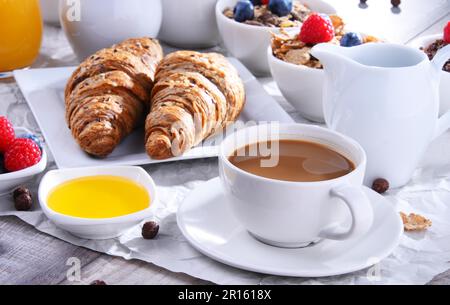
xmin=312 ymin=43 xmax=450 ymax=188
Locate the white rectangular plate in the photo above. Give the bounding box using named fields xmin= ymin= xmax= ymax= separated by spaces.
xmin=14 ymin=58 xmax=293 ymax=168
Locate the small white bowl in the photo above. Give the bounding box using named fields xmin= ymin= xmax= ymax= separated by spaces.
xmin=38 ymin=166 xmax=157 ymax=240
xmin=0 ymin=127 xmax=48 ymax=194
xmin=268 ymin=46 xmax=325 ymax=122
xmin=59 ymin=0 xmax=163 ymax=62
xmin=216 ymin=0 xmax=336 ymax=76
xmin=159 ymin=0 xmax=220 ymax=48
xmin=409 ymin=34 xmax=450 ymax=115
xmin=268 ymin=32 xmax=383 ymax=123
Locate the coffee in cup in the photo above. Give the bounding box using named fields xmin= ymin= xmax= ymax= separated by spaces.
xmin=229 ymin=139 xmax=355 ymax=182
xmin=219 ymin=123 xmax=373 ymax=248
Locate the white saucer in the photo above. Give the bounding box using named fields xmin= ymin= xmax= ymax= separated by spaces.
xmin=177 ymin=178 xmax=403 ymax=277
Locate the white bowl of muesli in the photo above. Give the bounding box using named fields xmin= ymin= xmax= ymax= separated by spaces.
xmin=410 ymin=34 xmax=450 ymax=115
xmin=268 ymin=46 xmax=325 ymax=122
xmin=268 ymin=24 xmax=380 ymax=123
xmin=216 ymin=0 xmax=336 ymax=76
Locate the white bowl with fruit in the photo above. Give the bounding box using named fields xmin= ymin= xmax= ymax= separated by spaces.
xmin=0 ymin=118 xmax=47 ymax=194
xmin=216 ymin=0 xmax=336 ymax=76
xmin=409 ymin=23 xmax=450 ymax=115
xmin=268 ymin=14 xmax=381 ymax=122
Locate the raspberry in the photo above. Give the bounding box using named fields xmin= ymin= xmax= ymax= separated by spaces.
xmin=19 ymin=133 xmax=43 ymax=151
xmin=4 ymin=138 xmax=42 ymax=172
xmin=444 ymin=21 xmax=450 ymax=44
xmin=299 ymin=13 xmax=335 ymax=44
xmin=0 ymin=116 xmax=15 ymax=153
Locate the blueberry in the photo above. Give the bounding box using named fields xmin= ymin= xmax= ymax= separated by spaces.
xmin=250 ymin=0 xmax=262 ymax=5
xmin=234 ymin=0 xmax=254 ymax=22
xmin=340 ymin=32 xmax=363 ymax=47
xmin=19 ymin=133 xmax=43 ymax=151
xmin=268 ymin=0 xmax=292 ymax=17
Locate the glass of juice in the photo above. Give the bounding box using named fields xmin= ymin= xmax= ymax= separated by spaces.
xmin=0 ymin=0 xmax=43 ymax=78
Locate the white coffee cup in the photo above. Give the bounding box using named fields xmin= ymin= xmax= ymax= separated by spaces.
xmin=219 ymin=123 xmax=373 ymax=248
xmin=59 ymin=0 xmax=162 ymax=62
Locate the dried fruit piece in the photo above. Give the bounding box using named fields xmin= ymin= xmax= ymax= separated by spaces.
xmin=329 ymin=15 xmax=345 ymax=36
xmin=90 ymin=280 xmax=107 ymax=285
xmin=364 ymin=35 xmax=380 ymax=43
xmin=400 ymin=212 xmax=432 ymax=232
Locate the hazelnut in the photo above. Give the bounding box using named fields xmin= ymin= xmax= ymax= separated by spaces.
xmin=14 ymin=193 xmax=33 ymax=211
xmin=372 ymin=178 xmax=390 ymax=194
xmin=142 ymin=221 xmax=159 ymax=240
xmin=391 ymin=0 xmax=401 ymax=7
xmin=13 ymin=186 xmax=31 ymax=200
xmin=90 ymin=280 xmax=107 ymax=285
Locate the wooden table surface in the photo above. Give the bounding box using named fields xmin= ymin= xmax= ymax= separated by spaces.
xmin=1 ymin=0 xmax=449 ymax=285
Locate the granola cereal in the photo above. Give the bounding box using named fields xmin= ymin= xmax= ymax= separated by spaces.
xmin=400 ymin=212 xmax=432 ymax=232
xmin=224 ymin=1 xmax=312 ymax=28
xmin=271 ymin=15 xmax=379 ymax=69
xmin=422 ymin=39 xmax=450 ymax=72
xmin=271 ymin=26 xmax=340 ymax=69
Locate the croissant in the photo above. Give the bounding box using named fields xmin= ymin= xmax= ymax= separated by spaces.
xmin=145 ymin=51 xmax=245 ymax=159
xmin=65 ymin=38 xmax=163 ymax=157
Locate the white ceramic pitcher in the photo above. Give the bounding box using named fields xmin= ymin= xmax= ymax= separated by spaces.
xmin=311 ymin=43 xmax=450 ymax=188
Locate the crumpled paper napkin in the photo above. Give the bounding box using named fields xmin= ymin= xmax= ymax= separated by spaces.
xmin=1 ymin=137 xmax=450 ymax=284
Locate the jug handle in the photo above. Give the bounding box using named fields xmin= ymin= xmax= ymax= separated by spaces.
xmin=433 ymin=44 xmax=450 ymax=139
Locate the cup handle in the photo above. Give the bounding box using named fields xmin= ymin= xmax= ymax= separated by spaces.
xmin=319 ymin=185 xmax=373 ymax=241
xmin=432 ymin=44 xmax=450 ymax=139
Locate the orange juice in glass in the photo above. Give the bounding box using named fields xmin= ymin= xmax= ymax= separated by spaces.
xmin=0 ymin=0 xmax=43 ymax=77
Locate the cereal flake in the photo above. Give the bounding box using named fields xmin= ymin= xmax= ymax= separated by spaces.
xmin=400 ymin=212 xmax=432 ymax=232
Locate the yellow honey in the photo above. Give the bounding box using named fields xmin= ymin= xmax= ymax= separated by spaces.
xmin=47 ymin=176 xmax=150 ymax=219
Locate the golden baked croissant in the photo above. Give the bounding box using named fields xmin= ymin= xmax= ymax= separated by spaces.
xmin=65 ymin=38 xmax=163 ymax=157
xmin=145 ymin=51 xmax=245 ymax=159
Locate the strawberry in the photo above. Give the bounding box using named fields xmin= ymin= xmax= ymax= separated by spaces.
xmin=4 ymin=138 xmax=42 ymax=172
xmin=299 ymin=13 xmax=335 ymax=44
xmin=444 ymin=21 xmax=450 ymax=44
xmin=0 ymin=116 xmax=15 ymax=153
